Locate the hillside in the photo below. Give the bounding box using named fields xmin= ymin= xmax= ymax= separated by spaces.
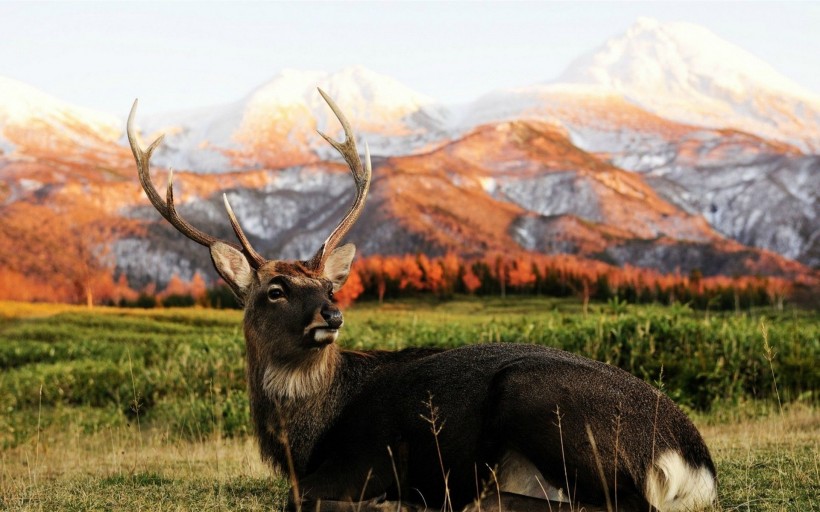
xmin=1 ymin=18 xmax=818 ymax=295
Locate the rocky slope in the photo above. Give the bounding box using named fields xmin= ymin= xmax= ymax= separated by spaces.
xmin=2 ymin=18 xmax=818 ymax=288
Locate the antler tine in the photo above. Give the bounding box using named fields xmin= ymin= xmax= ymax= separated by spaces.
xmin=128 ymin=100 xmax=266 ymax=266
xmin=128 ymin=101 xmax=169 ymax=217
xmin=223 ymin=194 xmax=266 ymax=268
xmin=308 ymin=88 xmax=372 ymax=270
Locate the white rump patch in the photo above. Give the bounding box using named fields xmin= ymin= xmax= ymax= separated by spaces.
xmin=498 ymin=450 xmax=566 ymax=502
xmin=645 ymin=450 xmax=716 ymax=512
xmin=262 ymin=348 xmax=339 ymax=400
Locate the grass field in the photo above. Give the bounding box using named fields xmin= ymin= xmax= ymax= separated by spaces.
xmin=0 ymin=298 xmax=817 ymax=511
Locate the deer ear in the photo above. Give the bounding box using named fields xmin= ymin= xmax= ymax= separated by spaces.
xmin=210 ymin=242 xmax=254 ymax=302
xmin=323 ymin=243 xmax=355 ymax=292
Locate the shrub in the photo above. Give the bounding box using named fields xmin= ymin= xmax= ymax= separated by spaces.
xmin=162 ymin=294 xmax=196 ymax=308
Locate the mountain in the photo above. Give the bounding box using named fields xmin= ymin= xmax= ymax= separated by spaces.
xmin=556 ymin=17 xmax=820 ymax=151
xmin=2 ymin=18 xmax=819 ymax=293
xmin=109 ymin=119 xmax=809 ymax=287
xmin=0 ymin=76 xmax=119 ymax=156
xmin=449 ymin=80 xmax=819 ymax=267
xmin=603 ymin=129 xmax=820 ymax=268
xmin=117 ymin=20 xmax=820 ymax=267
xmin=136 ymin=19 xmax=820 ymax=170
xmin=0 ymin=77 xmax=135 ymax=206
xmin=139 ymin=66 xmax=448 ymax=173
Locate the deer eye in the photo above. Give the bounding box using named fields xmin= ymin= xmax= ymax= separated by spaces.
xmin=267 ymin=285 xmax=286 ymax=301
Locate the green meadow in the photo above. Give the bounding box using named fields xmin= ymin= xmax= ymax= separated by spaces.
xmin=0 ymin=298 xmax=817 ymax=510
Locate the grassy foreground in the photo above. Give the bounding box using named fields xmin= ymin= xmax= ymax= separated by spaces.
xmin=0 ymin=298 xmax=817 ymax=510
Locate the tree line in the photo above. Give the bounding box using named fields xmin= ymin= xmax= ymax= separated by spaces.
xmin=2 ymin=247 xmax=798 ymax=311
xmin=340 ymin=253 xmax=794 ymax=311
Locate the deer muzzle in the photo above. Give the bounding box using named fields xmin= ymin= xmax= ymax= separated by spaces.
xmin=304 ymin=303 xmax=344 ymax=346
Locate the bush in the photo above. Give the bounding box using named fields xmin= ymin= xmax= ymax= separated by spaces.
xmin=206 ymin=285 xmax=241 ymax=309
xmin=162 ymin=294 xmax=196 ymax=308
xmin=119 ymin=294 xmax=157 ymax=309
xmin=1 ymin=299 xmax=816 ymax=448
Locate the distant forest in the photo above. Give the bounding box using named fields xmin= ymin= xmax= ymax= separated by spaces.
xmin=1 ymin=245 xmax=806 ymax=310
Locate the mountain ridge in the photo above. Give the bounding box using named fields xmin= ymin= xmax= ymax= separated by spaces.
xmin=1 ymin=18 xmax=818 ymax=289
xmin=556 ymin=17 xmax=820 ymax=151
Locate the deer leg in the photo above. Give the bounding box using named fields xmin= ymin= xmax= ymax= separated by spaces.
xmin=290 ymin=448 xmax=396 ymax=510
xmin=300 ymin=497 xmax=424 ymax=512
xmin=463 ymin=492 xmax=610 ymax=512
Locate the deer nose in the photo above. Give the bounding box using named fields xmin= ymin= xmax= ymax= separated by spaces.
xmin=321 ymin=304 xmax=343 ymax=329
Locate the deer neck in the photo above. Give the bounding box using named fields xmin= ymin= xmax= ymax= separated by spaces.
xmin=249 ymin=343 xmax=348 ymax=474
xmin=261 ymin=344 xmax=342 ymax=402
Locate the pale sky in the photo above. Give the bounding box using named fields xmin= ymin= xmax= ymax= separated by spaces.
xmin=1 ymin=1 xmax=818 ymax=116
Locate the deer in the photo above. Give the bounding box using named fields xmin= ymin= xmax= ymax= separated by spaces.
xmin=127 ymin=89 xmax=717 ymax=512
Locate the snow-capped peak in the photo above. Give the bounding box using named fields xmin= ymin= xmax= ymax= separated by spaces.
xmin=555 ymin=18 xmax=820 ymax=150
xmin=560 ymin=17 xmax=817 ymax=100
xmin=320 ymin=65 xmax=435 ymax=110
xmin=241 ymin=65 xmax=437 ymax=133
xmin=0 ymin=75 xmax=120 ymax=155
xmin=141 ymin=66 xmax=447 ymax=172
xmin=0 ymin=75 xmax=118 ymax=134
xmin=252 ymin=65 xmax=434 ymax=107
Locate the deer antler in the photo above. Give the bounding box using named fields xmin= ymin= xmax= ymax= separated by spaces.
xmin=222 ymin=193 xmax=266 ymax=267
xmin=127 ymin=99 xmax=266 ymax=269
xmin=306 ymin=88 xmax=372 ymax=271
xmin=129 ymin=91 xmax=369 ymax=273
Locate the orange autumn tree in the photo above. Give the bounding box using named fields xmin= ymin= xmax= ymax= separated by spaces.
xmin=462 ymin=265 xmax=482 ymax=294
xmin=190 ymin=272 xmax=208 ymax=304
xmin=398 ymin=254 xmax=424 ymax=291
xmin=334 ymin=267 xmax=364 ymax=308
xmin=439 ymin=252 xmax=461 ymax=297
xmin=0 ymin=269 xmax=47 ymax=302
xmin=0 ymin=202 xmax=73 ymax=301
xmin=362 ymin=256 xmax=388 ymax=303
xmin=335 ymin=252 xmax=796 ymax=310
xmin=112 ymin=273 xmax=139 ymax=304
xmin=158 ymin=273 xmax=192 ymax=303
xmin=417 ymin=254 xmax=445 ymax=295
xmin=508 ymin=256 xmax=537 ymax=292
xmin=0 ymin=201 xmax=136 ymax=305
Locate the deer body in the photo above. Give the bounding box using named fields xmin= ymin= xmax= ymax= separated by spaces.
xmin=128 ymin=91 xmax=717 ymax=512
xmin=254 ymin=342 xmax=715 ymax=511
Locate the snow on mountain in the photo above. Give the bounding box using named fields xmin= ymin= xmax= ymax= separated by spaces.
xmin=137 ymin=19 xmax=820 ymax=174
xmin=4 ymin=19 xmax=819 ymax=280
xmin=134 ymin=101 xmax=245 ymax=175
xmin=141 ymin=66 xmax=449 ymax=173
xmin=556 ymin=17 xmax=820 ymax=151
xmin=457 ymin=83 xmax=693 ymax=154
xmin=633 ymin=135 xmax=819 ymax=267
xmin=507 ymin=86 xmax=820 ymax=266
xmin=112 ymin=119 xmax=810 ymax=285
xmin=242 ymin=66 xmax=438 ymax=135
xmin=0 ymin=76 xmax=119 ymax=155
